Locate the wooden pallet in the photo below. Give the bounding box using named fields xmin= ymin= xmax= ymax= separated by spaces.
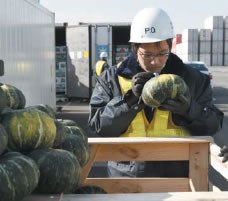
xmin=81 ymin=136 xmax=213 ymax=193
xmin=22 ymin=191 xmax=228 ymax=201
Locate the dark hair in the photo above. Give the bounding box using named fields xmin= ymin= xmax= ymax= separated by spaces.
xmin=131 ymin=38 xmax=173 ymax=55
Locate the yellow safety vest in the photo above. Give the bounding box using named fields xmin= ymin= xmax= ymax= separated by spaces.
xmin=118 ymin=76 xmax=190 ymax=137
xmin=95 ymin=61 xmax=106 ymax=76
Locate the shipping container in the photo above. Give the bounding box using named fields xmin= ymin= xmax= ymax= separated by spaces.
xmin=55 ymin=23 xmax=68 ymax=102
xmin=65 ymin=23 xmax=131 ymax=99
xmin=204 ymin=16 xmax=224 ymax=30
xmin=0 ymin=0 xmax=55 ymax=106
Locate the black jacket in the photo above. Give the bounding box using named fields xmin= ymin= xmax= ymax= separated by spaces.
xmin=89 ymin=53 xmax=223 ymax=137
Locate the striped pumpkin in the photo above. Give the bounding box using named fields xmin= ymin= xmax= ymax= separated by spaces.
xmin=0 ymin=124 xmax=8 ymax=155
xmin=142 ymin=74 xmax=188 ymax=108
xmin=0 ymin=152 xmax=40 ymax=201
xmin=29 ymin=148 xmax=81 ymax=193
xmin=1 ymin=108 xmax=56 ymax=152
xmin=0 ymin=85 xmax=9 ymax=112
xmin=59 ymin=133 xmax=90 ymax=167
xmin=0 ymin=83 xmax=26 ymax=109
xmin=64 ymin=126 xmax=88 ymax=143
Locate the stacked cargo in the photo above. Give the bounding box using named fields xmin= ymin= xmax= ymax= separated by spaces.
xmin=204 ymin=16 xmax=224 ymax=66
xmin=176 ymin=29 xmax=198 ymax=61
xmin=56 ymin=46 xmax=67 ymax=95
xmin=224 ymin=16 xmax=228 ymax=65
xmin=199 ymin=29 xmax=212 ymax=66
xmin=114 ymin=45 xmax=131 ymax=64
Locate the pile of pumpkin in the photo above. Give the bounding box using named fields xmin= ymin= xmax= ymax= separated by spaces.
xmin=0 ymin=83 xmax=106 ymax=201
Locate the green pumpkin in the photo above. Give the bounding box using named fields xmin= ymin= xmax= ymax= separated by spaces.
xmin=1 ymin=108 xmax=56 ymax=152
xmin=0 ymin=124 xmax=8 ymax=155
xmin=0 ymin=85 xmax=8 ymax=113
xmin=64 ymin=126 xmax=88 ymax=143
xmin=0 ymin=152 xmax=40 ymax=201
xmin=29 ymin=148 xmax=81 ymax=193
xmin=0 ymin=83 xmax=19 ymax=109
xmin=142 ymin=74 xmax=189 ymax=108
xmin=29 ymin=104 xmax=55 ymax=118
xmin=59 ymin=134 xmax=90 ymax=167
xmin=53 ymin=120 xmax=66 ymax=147
xmin=75 ymin=185 xmax=107 ymax=194
xmin=14 ymin=88 xmax=26 ymax=109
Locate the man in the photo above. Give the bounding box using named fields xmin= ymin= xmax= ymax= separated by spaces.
xmin=95 ymin=51 xmax=110 ymax=76
xmin=88 ymin=8 xmax=225 ymax=177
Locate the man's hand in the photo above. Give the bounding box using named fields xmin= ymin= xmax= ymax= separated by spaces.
xmin=159 ymin=94 xmax=191 ymax=116
xmin=131 ymin=72 xmax=154 ymax=97
xmin=218 ymin=146 xmax=228 ymax=163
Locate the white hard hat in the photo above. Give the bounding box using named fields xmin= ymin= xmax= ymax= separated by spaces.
xmin=100 ymin=52 xmax=108 ymax=58
xmin=129 ymin=8 xmax=175 ymax=43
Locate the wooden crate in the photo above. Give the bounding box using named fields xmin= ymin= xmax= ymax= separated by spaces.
xmin=81 ymin=136 xmax=213 ymax=193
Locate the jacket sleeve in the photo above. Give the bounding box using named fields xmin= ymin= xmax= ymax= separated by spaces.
xmin=88 ymin=71 xmax=143 ymax=137
xmin=178 ymin=71 xmax=224 ymax=136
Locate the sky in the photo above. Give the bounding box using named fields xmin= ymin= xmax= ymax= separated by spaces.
xmin=40 ymin=0 xmax=228 ymax=34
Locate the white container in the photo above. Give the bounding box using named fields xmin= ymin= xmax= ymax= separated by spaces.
xmin=212 ymin=41 xmax=224 ymax=53
xmin=212 ymin=29 xmax=224 ymax=41
xmin=224 ymin=41 xmax=228 ymax=53
xmin=199 ymin=29 xmax=211 ymax=41
xmin=224 ymin=29 xmax=228 ymax=41
xmin=181 ymin=42 xmax=199 ymax=54
xmin=212 ymin=53 xmax=223 ymax=66
xmin=182 ymin=29 xmax=198 ymax=42
xmin=204 ymin=16 xmax=224 ymax=29
xmin=199 ymin=54 xmax=211 ymax=66
xmin=0 ymin=0 xmax=55 ymax=107
xmin=224 ymin=53 xmax=228 ymax=65
xmin=199 ymin=41 xmax=211 ymax=54
xmin=224 ymin=16 xmax=228 ymax=29
xmin=66 ymin=23 xmax=131 ymax=98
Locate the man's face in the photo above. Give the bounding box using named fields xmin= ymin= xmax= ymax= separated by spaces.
xmin=137 ymin=40 xmax=170 ymax=73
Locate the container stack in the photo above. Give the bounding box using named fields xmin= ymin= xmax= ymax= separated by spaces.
xmin=199 ymin=29 xmax=212 ymax=66
xmin=56 ymin=46 xmax=67 ymax=95
xmin=224 ymin=16 xmax=228 ymax=65
xmin=204 ymin=16 xmax=224 ymax=66
xmin=176 ymin=29 xmax=198 ymax=62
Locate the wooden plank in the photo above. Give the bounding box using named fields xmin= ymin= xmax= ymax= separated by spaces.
xmin=52 ymin=192 xmax=228 ymax=201
xmin=189 ymin=143 xmax=209 ymax=191
xmin=84 ymin=178 xmax=189 ymax=193
xmin=23 ymin=192 xmax=228 ymax=201
xmin=22 ymin=194 xmax=61 ymax=201
xmin=94 ymin=143 xmax=189 ymax=161
xmin=88 ymin=137 xmax=213 ymax=144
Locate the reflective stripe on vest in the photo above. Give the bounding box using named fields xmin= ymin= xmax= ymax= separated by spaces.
xmin=95 ymin=61 xmax=106 ymax=76
xmin=118 ymin=76 xmax=190 ymax=137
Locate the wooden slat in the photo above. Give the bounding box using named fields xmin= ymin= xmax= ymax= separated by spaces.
xmin=189 ymin=143 xmax=209 ymax=191
xmin=22 ymin=195 xmax=60 ymax=201
xmin=63 ymin=191 xmax=228 ymax=201
xmin=84 ymin=178 xmax=189 ymax=193
xmin=23 ymin=191 xmax=228 ymax=201
xmin=88 ymin=137 xmax=213 ymax=144
xmin=94 ymin=143 xmax=189 ymax=161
